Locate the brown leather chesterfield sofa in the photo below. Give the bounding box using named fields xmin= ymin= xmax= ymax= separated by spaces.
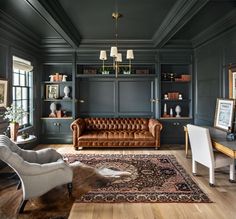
xmin=70 ymin=118 xmax=162 ymax=150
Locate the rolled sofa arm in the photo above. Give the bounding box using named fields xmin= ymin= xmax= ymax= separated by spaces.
xmin=70 ymin=118 xmax=85 ymax=147
xmin=148 ymin=119 xmax=163 ymax=148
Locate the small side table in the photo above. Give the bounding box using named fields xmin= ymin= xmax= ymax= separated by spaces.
xmin=14 ymin=135 xmax=37 ymax=145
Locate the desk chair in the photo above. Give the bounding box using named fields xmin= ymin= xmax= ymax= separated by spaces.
xmin=187 ymin=124 xmax=235 ymax=186
xmin=0 ymin=135 xmax=73 ymax=213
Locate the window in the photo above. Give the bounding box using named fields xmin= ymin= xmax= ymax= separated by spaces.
xmin=12 ymin=56 xmax=33 ymax=127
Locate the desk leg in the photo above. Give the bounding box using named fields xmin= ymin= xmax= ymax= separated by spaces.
xmin=184 ymin=127 xmax=189 ymax=157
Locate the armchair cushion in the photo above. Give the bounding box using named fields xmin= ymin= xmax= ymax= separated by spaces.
xmin=0 ymin=135 xmax=73 ymax=202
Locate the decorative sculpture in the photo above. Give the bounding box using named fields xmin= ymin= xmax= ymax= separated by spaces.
xmin=175 ymin=105 xmax=181 ymax=117
xmin=63 ymin=86 xmax=70 ymax=99
xmin=49 ymin=102 xmax=56 ymax=117
xmin=170 ymin=108 xmax=173 ymax=117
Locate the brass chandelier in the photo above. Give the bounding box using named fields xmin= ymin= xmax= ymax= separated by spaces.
xmin=99 ymin=12 xmax=134 ymax=78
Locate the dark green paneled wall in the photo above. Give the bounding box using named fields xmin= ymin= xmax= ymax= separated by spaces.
xmin=194 ymin=26 xmax=236 ymax=126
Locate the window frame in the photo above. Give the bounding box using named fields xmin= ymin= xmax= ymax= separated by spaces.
xmin=12 ymin=64 xmax=33 ymax=128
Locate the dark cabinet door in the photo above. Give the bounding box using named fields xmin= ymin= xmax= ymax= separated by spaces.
xmin=160 ymin=119 xmax=192 ymax=144
xmin=118 ymin=79 xmax=155 ymax=117
xmin=78 ymin=79 xmax=116 ymax=116
xmin=77 ymin=77 xmax=156 ymax=118
xmin=41 ymin=119 xmax=73 ymax=143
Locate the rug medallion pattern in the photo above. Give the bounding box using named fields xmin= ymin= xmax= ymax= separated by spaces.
xmin=65 ymin=154 xmax=211 ymax=203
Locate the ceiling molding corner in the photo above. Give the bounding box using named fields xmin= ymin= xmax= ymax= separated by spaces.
xmin=25 ymin=0 xmax=81 ymax=49
xmin=192 ymin=9 xmax=236 ymax=48
xmin=152 ymin=0 xmax=209 ymax=48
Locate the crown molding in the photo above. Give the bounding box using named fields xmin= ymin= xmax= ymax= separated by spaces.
xmin=192 ymin=9 xmax=236 ymax=48
xmin=41 ymin=37 xmax=71 ymax=48
xmin=40 ymin=37 xmax=73 ymax=53
xmin=77 ymin=39 xmax=157 ymax=53
xmin=163 ymin=40 xmax=193 ymax=49
xmin=25 ymin=0 xmax=81 ymax=49
xmin=0 ymin=9 xmax=40 ymax=51
xmin=152 ymin=0 xmax=209 ymax=48
xmin=79 ymin=39 xmax=155 ymax=48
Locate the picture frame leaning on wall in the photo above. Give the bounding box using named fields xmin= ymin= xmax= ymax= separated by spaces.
xmin=214 ymin=98 xmax=235 ymax=131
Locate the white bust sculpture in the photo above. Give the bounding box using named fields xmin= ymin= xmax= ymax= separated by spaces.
xmin=49 ymin=102 xmax=56 ymax=117
xmin=175 ymin=105 xmax=181 ymax=117
xmin=63 ymin=86 xmax=70 ymax=99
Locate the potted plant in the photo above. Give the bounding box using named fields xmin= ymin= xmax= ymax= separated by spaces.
xmin=121 ymin=67 xmax=131 ymax=75
xmin=2 ymin=104 xmax=27 ymax=141
xmin=99 ymin=67 xmax=110 ymax=75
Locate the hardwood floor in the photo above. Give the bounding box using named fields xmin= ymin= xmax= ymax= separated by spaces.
xmin=1 ymin=144 xmax=236 ymax=219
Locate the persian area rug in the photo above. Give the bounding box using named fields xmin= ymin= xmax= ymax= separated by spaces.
xmin=65 ymin=154 xmax=212 ymax=203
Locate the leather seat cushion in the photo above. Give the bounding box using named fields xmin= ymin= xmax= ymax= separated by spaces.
xmin=78 ymin=130 xmax=154 ymax=141
xmin=78 ymin=131 xmax=108 ymax=140
xmin=134 ymin=130 xmax=154 ymax=140
xmin=106 ymin=130 xmax=134 ymax=140
xmin=78 ymin=130 xmax=136 ymax=140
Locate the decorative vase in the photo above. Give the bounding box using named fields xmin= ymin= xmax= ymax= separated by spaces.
xmin=49 ymin=102 xmax=56 ymax=117
xmin=175 ymin=105 xmax=181 ymax=117
xmin=10 ymin=122 xmax=19 ymax=141
xmin=170 ymin=108 xmax=173 ymax=117
xmin=63 ymin=86 xmax=70 ymax=99
xmin=163 ymin=103 xmax=167 ymax=117
xmin=62 ymin=75 xmax=67 ymax=81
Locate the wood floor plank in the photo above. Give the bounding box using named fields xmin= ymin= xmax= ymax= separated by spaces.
xmin=1 ymin=144 xmax=236 ymax=219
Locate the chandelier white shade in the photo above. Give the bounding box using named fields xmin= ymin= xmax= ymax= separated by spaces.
xmin=99 ymin=50 xmax=107 ymax=60
xmin=110 ymin=46 xmax=118 ymax=57
xmin=116 ymin=53 xmax=122 ymax=62
xmin=126 ymin=50 xmax=134 ymax=60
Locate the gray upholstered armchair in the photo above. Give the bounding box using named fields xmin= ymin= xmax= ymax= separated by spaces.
xmin=0 ymin=135 xmax=73 ymax=213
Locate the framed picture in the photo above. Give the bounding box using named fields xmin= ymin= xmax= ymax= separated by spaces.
xmin=46 ymin=84 xmax=59 ymax=99
xmin=214 ymin=98 xmax=235 ymax=131
xmin=229 ymin=67 xmax=236 ymax=99
xmin=0 ymin=80 xmax=8 ymax=108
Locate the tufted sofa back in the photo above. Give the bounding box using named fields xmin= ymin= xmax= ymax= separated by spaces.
xmin=84 ymin=118 xmax=149 ymax=131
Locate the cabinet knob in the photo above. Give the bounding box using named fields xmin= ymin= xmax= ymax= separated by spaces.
xmin=53 ymin=122 xmax=61 ymax=126
xmin=150 ymin=99 xmax=159 ymax=102
xmin=173 ymin=122 xmax=180 ymax=126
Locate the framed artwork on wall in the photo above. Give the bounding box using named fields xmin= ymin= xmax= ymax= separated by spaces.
xmin=229 ymin=67 xmax=236 ymax=99
xmin=232 ymin=72 xmax=236 ymax=99
xmin=46 ymin=84 xmax=59 ymax=99
xmin=214 ymin=98 xmax=235 ymax=131
xmin=0 ymin=80 xmax=8 ymax=108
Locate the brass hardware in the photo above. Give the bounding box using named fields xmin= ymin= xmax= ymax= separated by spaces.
xmin=150 ymin=99 xmax=159 ymax=102
xmin=53 ymin=122 xmax=61 ymax=126
xmin=112 ymin=12 xmax=122 ymax=19
xmin=173 ymin=122 xmax=180 ymax=126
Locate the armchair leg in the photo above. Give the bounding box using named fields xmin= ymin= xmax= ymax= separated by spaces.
xmin=192 ymin=159 xmax=197 ymax=175
xmin=67 ymin=183 xmax=73 ymax=198
xmin=209 ymin=167 xmax=215 ymax=186
xmin=18 ymin=199 xmax=28 ymax=213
